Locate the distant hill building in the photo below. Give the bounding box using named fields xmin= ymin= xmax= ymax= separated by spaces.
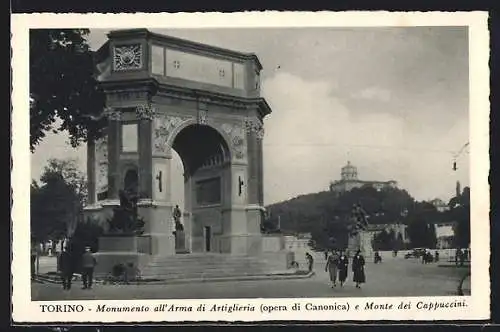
xmin=329 ymin=161 xmax=397 ymax=196
xmin=429 ymin=198 xmax=450 ymax=212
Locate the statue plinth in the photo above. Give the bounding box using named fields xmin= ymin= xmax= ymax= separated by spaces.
xmin=174 ymin=230 xmax=186 ymax=252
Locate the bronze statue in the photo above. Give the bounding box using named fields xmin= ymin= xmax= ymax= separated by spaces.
xmin=106 ymin=189 xmax=144 ymax=235
xmin=173 ymin=205 xmax=184 ymax=232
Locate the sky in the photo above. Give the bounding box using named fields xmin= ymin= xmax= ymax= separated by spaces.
xmin=30 ymin=27 xmax=470 ymax=206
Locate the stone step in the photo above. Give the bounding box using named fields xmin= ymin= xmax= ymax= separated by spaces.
xmin=140 ymin=270 xmax=269 ymax=280
xmin=140 ymin=252 xmax=292 ymax=280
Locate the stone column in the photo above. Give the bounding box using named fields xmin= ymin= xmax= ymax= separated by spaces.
xmin=231 ymin=116 xmax=263 ymax=255
xmin=86 ymin=138 xmax=96 ymax=205
xmin=257 ymin=131 xmax=265 ymax=206
xmin=105 ymin=108 xmax=122 ymax=200
xmin=245 ymin=119 xmax=259 ymax=205
xmin=136 ymin=104 xmax=153 ymax=199
xmin=136 ymin=104 xmax=176 ymax=256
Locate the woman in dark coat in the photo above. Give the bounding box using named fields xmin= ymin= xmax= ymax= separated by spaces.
xmin=352 ymin=250 xmax=366 ymax=288
xmin=337 ymin=250 xmax=349 ymax=287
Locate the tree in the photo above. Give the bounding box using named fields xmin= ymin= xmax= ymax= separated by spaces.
xmin=372 ymin=229 xmax=396 ymax=251
xmin=449 ymin=186 xmax=471 ymax=248
xmin=31 ymin=159 xmax=87 ymax=242
xmin=30 ymin=29 xmax=107 ymax=152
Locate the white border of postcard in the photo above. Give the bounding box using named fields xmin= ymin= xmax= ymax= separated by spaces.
xmin=11 ymin=11 xmax=490 ymax=322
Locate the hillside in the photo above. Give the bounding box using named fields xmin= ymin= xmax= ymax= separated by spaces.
xmin=265 ymin=186 xmax=416 ymax=234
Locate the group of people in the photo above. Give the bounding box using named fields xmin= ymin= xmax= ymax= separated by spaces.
xmin=325 ymin=249 xmax=366 ymax=289
xmin=455 ymin=248 xmax=469 ymax=267
xmin=58 ymin=246 xmax=97 ymax=290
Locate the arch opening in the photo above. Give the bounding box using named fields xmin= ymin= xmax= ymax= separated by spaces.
xmin=171 ymin=124 xmax=231 ymax=177
xmin=169 ymin=124 xmax=232 ymax=253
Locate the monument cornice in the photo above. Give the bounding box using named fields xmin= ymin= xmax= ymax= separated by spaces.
xmin=100 ymin=78 xmax=272 ymax=118
xmin=155 ymin=82 xmax=272 ymax=119
xmin=106 ymin=28 xmax=263 ymax=71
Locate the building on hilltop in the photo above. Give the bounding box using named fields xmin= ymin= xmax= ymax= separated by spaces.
xmin=329 ymin=161 xmax=397 ymax=196
xmin=429 ymin=198 xmax=450 ymax=213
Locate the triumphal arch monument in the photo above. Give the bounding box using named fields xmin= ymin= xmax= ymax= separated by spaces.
xmin=84 ymin=29 xmax=272 ymax=260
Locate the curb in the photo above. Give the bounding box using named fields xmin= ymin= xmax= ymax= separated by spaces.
xmin=33 ymin=271 xmax=315 ymax=286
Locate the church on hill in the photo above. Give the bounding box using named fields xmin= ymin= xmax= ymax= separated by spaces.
xmin=329 ymin=161 xmax=397 ymax=196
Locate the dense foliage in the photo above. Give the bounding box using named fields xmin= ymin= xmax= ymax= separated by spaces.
xmin=448 ymin=187 xmax=471 ymax=248
xmin=30 ymin=159 xmax=87 ymax=242
xmin=30 ymin=29 xmax=106 ymax=151
xmin=266 ymin=185 xmax=469 ymax=250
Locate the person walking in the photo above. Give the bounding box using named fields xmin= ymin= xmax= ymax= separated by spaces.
xmin=338 ymin=250 xmax=349 ymax=287
xmin=374 ymin=251 xmax=382 ymax=264
xmin=325 ymin=250 xmax=340 ymax=288
xmin=58 ymin=246 xmax=74 ymax=290
xmin=305 ymin=252 xmax=314 ymax=272
xmin=434 ymin=250 xmax=440 ymax=262
xmin=81 ymin=246 xmax=97 ymax=290
xmin=352 ymin=250 xmax=366 ymax=289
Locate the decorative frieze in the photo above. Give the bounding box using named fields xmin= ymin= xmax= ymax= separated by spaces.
xmin=221 ymin=122 xmax=246 ymax=160
xmin=103 ymin=107 xmax=122 ymax=121
xmin=198 ymin=110 xmax=208 ymax=125
xmin=136 ymin=103 xmax=156 ymax=120
xmin=245 ymin=117 xmax=265 ymax=140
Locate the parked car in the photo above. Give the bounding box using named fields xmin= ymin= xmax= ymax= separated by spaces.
xmin=404 ymin=248 xmax=427 ymax=259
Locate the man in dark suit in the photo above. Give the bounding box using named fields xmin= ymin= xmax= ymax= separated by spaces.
xmin=58 ymin=246 xmax=74 ymax=290
xmin=81 ymin=246 xmax=97 ymax=289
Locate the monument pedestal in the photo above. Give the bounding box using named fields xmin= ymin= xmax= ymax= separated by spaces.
xmin=93 ymin=236 xmax=150 ymax=279
xmin=174 ymin=230 xmax=189 ymax=254
xmin=348 ymin=233 xmax=361 ymax=257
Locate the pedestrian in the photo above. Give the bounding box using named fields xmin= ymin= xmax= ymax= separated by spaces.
xmin=305 ymin=253 xmax=314 ymax=272
xmin=338 ymin=250 xmax=349 ymax=287
xmin=352 ymin=250 xmax=366 ymax=289
xmin=58 ymin=246 xmax=74 ymax=290
xmin=434 ymin=250 xmax=440 ymax=262
xmin=374 ymin=251 xmax=382 ymax=264
xmin=81 ymin=246 xmax=97 ymax=290
xmin=325 ymin=250 xmax=340 ymax=287
xmin=31 ymin=244 xmax=37 ymax=278
xmin=455 ymin=248 xmax=461 ymax=266
xmin=324 ymin=250 xmax=328 ymax=261
xmin=459 ymin=249 xmax=465 ymax=267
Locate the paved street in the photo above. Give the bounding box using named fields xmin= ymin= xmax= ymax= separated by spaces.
xmin=31 ymin=257 xmax=469 ymax=301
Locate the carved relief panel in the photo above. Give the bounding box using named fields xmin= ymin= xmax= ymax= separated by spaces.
xmin=220 ymin=122 xmax=247 ymax=161
xmin=152 ymin=114 xmax=190 ymax=155
xmin=95 ymin=135 xmax=108 ymax=200
xmin=113 ymin=44 xmax=143 ymax=71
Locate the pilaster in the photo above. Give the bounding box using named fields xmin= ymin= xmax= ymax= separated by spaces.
xmin=87 ymin=139 xmax=96 ymax=205
xmin=105 ymin=108 xmax=122 ymax=199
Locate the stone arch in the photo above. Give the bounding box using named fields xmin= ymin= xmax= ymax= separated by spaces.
xmin=166 ymin=118 xmax=233 ymax=162
xmin=170 ymin=123 xmax=232 ymax=177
